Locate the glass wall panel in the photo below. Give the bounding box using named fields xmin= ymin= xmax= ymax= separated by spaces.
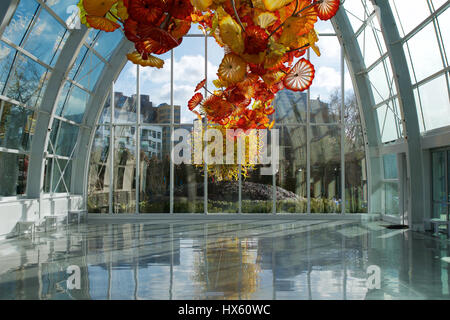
xmin=49 ymin=158 xmax=72 ymax=193
xmin=310 ymin=125 xmax=341 ymax=213
xmin=48 ymin=119 xmax=79 ymax=157
xmin=140 ymin=51 xmax=171 ymax=124
xmin=432 ymin=151 xmax=446 ymax=202
xmin=114 ymin=62 xmax=136 ymax=123
xmin=173 ymin=125 xmax=204 ymax=214
xmin=384 ymin=182 xmax=399 ymax=216
xmin=383 ymin=154 xmax=398 ymax=179
xmin=175 ymin=37 xmax=206 ymax=124
xmin=345 ymin=125 xmax=368 ymax=213
xmin=139 ymin=126 xmax=170 ymax=213
xmin=0 ymin=152 xmax=28 ymax=197
xmin=0 ymin=100 xmax=35 ymax=152
xmin=310 ymin=36 xmax=341 ymax=123
xmin=113 ymin=126 xmax=136 ymax=213
xmin=241 ymin=129 xmax=274 ymax=214
xmin=431 ymin=150 xmax=449 ymax=221
xmin=277 ymin=126 xmax=307 ymax=213
xmin=87 ymin=126 xmax=111 ymax=213
xmin=274 ymin=90 xmax=307 ymax=124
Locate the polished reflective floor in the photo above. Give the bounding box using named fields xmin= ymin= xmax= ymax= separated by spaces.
xmin=0 ymin=219 xmax=449 ymax=300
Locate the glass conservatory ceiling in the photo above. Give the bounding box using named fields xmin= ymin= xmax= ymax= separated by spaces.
xmin=0 ymin=1 xmax=448 ymax=218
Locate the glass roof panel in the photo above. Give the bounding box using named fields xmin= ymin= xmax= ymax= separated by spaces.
xmin=55 ymin=81 xmax=71 ymax=116
xmin=22 ymin=8 xmax=69 ymax=66
xmin=2 ymin=0 xmax=39 ymax=46
xmin=4 ymin=53 xmax=50 ymax=108
xmin=376 ymin=99 xmax=402 ymax=143
xmin=437 ymin=7 xmax=449 ymax=65
xmin=415 ymin=74 xmax=450 ymax=131
xmin=92 ymin=29 xmax=123 ymax=59
xmin=0 ymin=41 xmax=16 ymax=93
xmin=68 ymin=45 xmax=89 ymax=80
xmin=390 ymin=0 xmax=431 ymax=38
xmin=404 ymin=21 xmax=445 ymax=84
xmin=74 ymin=51 xmax=104 ymax=91
xmin=44 ymin=0 xmax=79 ymax=22
xmin=368 ymin=58 xmax=396 ymax=105
xmin=357 ymin=22 xmax=384 ymax=68
xmin=62 ymin=85 xmax=90 ymax=123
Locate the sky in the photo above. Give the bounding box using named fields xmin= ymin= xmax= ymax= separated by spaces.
xmin=114 ymin=19 xmax=354 ymax=124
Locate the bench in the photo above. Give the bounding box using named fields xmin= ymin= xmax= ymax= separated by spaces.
xmin=430 ymin=218 xmax=450 ymax=237
xmin=7 ymin=221 xmax=36 ymax=239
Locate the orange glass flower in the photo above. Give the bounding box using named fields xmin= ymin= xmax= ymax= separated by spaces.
xmin=128 ymin=0 xmax=165 ymax=26
xmin=244 ymin=26 xmax=269 ymax=55
xmin=188 ymin=92 xmax=204 ymax=110
xmin=83 ymin=0 xmax=117 ymax=17
xmin=283 ymin=58 xmax=315 ymax=92
xmin=169 ymin=0 xmax=194 ymax=19
xmin=86 ymin=16 xmax=120 ymax=32
xmin=127 ymin=51 xmax=165 ymax=68
xmin=218 ymin=53 xmax=247 ymax=84
xmin=316 ymin=0 xmax=340 ymax=21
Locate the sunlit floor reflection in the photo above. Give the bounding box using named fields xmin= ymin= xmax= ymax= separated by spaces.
xmin=0 ymin=219 xmax=449 ymax=300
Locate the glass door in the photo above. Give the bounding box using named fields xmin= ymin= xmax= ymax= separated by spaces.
xmin=431 ymin=149 xmax=449 ymax=221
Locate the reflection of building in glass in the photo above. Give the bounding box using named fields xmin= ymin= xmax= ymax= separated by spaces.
xmin=275 ymin=90 xmax=341 ymax=209
xmin=274 ymin=89 xmax=339 ymax=123
xmin=88 ymin=93 xmax=178 ymax=212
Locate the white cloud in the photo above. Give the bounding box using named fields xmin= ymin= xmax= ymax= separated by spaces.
xmin=317 ymin=36 xmax=340 ymax=59
xmin=314 ymin=66 xmax=341 ymax=91
xmin=134 ymin=55 xmax=218 ymax=85
xmin=125 ymin=55 xmax=219 ymax=123
xmin=0 ymin=46 xmax=11 ymax=60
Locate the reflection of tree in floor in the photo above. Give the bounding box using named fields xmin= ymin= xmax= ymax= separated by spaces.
xmin=193 ymin=237 xmax=261 ymax=299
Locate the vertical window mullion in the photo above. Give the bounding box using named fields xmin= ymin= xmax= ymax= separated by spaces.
xmin=170 ymin=49 xmax=174 ymax=214
xmin=204 ymin=35 xmax=208 ymax=215
xmin=341 ymin=46 xmax=346 ymax=214
xmin=109 ymin=83 xmax=114 ymax=215
xmin=136 ymin=65 xmax=140 ymax=214
xmin=306 ymin=49 xmax=311 ymax=213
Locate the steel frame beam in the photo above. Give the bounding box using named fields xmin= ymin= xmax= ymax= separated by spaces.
xmin=371 ymin=0 xmax=426 ymax=230
xmin=27 ymin=26 xmax=90 ymax=198
xmin=332 ymin=8 xmax=383 ymax=215
xmin=73 ymin=39 xmax=133 ymax=203
xmin=0 ymin=0 xmax=19 ymax=37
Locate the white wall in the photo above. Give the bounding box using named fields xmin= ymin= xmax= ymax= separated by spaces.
xmin=0 ymin=195 xmax=84 ymax=239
